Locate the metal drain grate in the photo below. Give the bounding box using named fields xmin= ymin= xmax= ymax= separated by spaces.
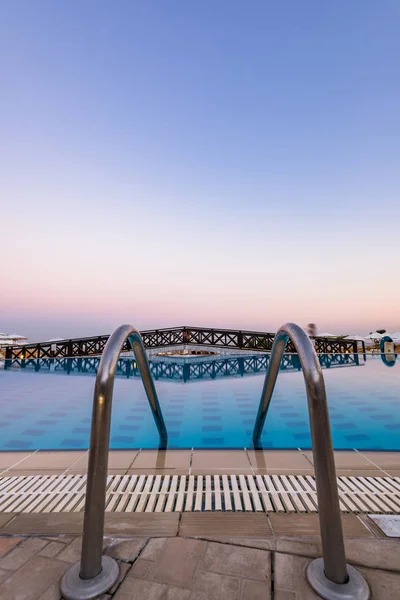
xmin=0 ymin=474 xmax=399 ymax=514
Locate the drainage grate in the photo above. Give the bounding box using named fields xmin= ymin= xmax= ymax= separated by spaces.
xmin=0 ymin=474 xmax=399 ymax=514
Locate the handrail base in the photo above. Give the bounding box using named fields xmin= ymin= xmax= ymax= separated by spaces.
xmin=306 ymin=558 xmax=370 ymax=600
xmin=61 ymin=556 xmax=119 ymax=600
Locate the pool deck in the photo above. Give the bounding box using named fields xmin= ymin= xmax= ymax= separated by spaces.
xmin=0 ymin=449 xmax=399 ymax=598
xmin=0 ymin=448 xmax=399 ymax=478
xmin=0 ymin=514 xmax=399 ymax=599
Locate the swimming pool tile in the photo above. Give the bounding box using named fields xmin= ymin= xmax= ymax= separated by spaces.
xmin=370 ymin=415 xmax=392 ymax=420
xmin=112 ymin=436 xmax=136 ymax=444
xmin=360 ymin=451 xmax=400 ymax=470
xmin=12 ymin=450 xmax=86 ymax=470
xmin=304 ymin=450 xmax=375 ymax=470
xmin=5 ymin=440 xmax=33 ymax=449
xmin=203 ymin=416 xmax=221 ymax=421
xmin=285 ymin=421 xmax=308 ymax=428
xmin=335 ymin=469 xmax=384 ymax=477
xmin=292 ymin=433 xmax=310 ymax=440
xmin=350 ymin=401 xmax=367 ymax=405
xmin=344 ymin=434 xmax=370 ymax=442
xmin=4 ymin=468 xmax=66 ymax=476
xmin=202 ymin=426 xmax=223 ymax=432
xmin=60 ymin=439 xmax=85 ymax=447
xmin=192 ymin=449 xmax=251 ymax=472
xmin=68 ymin=450 xmax=137 ymax=471
xmin=280 ymin=412 xmax=300 ymax=417
xmin=247 ymin=450 xmax=311 ymax=471
xmin=119 ymin=425 xmax=140 ymax=431
xmin=131 ymin=450 xmax=191 ymax=469
xmin=202 ymin=437 xmax=224 ymax=445
xmin=22 ymin=429 xmax=45 ymax=436
xmin=1 ymin=353 xmax=400 ymax=451
xmin=0 ymin=451 xmax=32 ymax=468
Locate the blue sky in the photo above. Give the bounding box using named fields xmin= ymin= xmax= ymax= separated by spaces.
xmin=1 ymin=1 xmax=399 ymax=340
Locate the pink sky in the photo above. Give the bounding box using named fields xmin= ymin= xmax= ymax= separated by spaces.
xmin=2 ymin=2 xmax=400 ymax=342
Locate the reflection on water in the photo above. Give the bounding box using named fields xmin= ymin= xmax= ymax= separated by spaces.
xmin=381 ymin=353 xmax=397 ymax=367
xmin=3 ymin=352 xmax=363 ymax=382
xmin=1 ymin=353 xmax=399 ymax=451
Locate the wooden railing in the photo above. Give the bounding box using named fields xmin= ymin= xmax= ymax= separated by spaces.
xmin=4 ymin=326 xmax=365 ymax=359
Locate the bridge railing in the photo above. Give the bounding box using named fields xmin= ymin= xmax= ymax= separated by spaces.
xmin=4 ymin=326 xmax=365 ymax=359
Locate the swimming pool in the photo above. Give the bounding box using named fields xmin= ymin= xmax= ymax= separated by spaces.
xmin=0 ymin=353 xmax=399 ymax=451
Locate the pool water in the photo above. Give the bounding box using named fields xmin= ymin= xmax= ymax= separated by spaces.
xmin=0 ymin=354 xmax=399 ymax=451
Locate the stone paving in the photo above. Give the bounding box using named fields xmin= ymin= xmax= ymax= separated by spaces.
xmin=1 ymin=449 xmax=399 ymax=477
xmin=0 ymin=447 xmax=399 ymax=599
xmin=0 ymin=532 xmax=399 ymax=599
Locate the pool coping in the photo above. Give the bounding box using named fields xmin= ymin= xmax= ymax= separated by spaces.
xmin=0 ymin=448 xmax=399 ymax=478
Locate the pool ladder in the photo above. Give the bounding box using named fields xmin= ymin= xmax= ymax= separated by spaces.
xmin=61 ymin=325 xmax=167 ymax=600
xmin=61 ymin=322 xmax=370 ymax=600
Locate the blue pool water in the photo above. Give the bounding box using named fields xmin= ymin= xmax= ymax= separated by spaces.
xmin=0 ymin=353 xmax=399 ymax=451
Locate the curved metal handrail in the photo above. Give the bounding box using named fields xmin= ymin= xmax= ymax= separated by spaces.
xmin=61 ymin=325 xmax=167 ymax=600
xmin=253 ymin=323 xmax=370 ymax=599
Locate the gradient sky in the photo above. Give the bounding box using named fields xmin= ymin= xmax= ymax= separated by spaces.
xmin=1 ymin=1 xmax=399 ymax=341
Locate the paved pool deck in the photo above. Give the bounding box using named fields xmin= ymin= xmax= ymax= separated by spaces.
xmin=0 ymin=512 xmax=399 ymax=599
xmin=0 ymin=449 xmax=399 ymax=598
xmin=0 ymin=448 xmax=399 ymax=478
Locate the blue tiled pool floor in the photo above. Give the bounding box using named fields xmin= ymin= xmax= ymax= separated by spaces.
xmin=0 ymin=354 xmax=399 ymax=450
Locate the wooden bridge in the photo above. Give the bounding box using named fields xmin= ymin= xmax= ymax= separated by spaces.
xmin=3 ymin=326 xmax=365 ymax=360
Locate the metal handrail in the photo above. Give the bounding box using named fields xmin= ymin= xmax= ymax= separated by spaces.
xmin=253 ymin=323 xmax=369 ymax=599
xmin=61 ymin=325 xmax=167 ymax=600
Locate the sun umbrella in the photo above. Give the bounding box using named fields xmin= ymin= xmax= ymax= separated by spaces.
xmin=317 ymin=332 xmax=338 ymax=338
xmin=365 ymin=332 xmax=384 ymax=340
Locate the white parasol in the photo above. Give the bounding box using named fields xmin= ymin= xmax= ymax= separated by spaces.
xmin=317 ymin=332 xmax=338 ymax=338
xmin=365 ymin=332 xmax=384 ymax=340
